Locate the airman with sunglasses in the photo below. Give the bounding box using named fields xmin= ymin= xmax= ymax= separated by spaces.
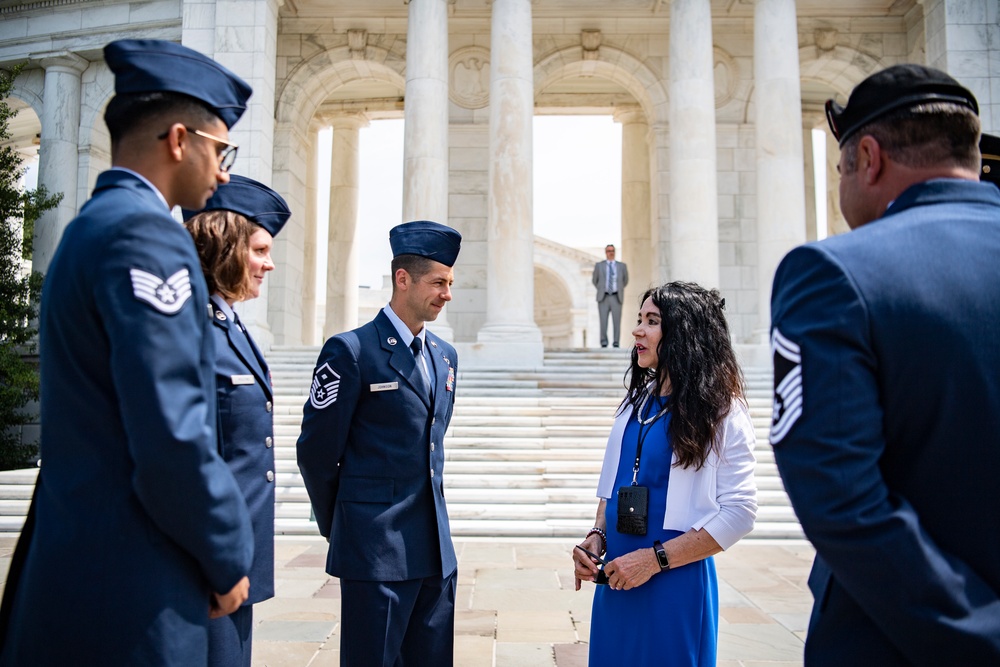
xmin=0 ymin=39 xmax=256 ymax=667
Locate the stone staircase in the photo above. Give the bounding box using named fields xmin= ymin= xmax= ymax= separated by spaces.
xmin=0 ymin=347 xmax=803 ymax=540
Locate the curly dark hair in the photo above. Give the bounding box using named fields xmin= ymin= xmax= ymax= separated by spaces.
xmin=621 ymin=281 xmax=745 ymax=470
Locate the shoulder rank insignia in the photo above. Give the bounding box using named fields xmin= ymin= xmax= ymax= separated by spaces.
xmin=310 ymin=362 xmax=341 ymax=410
xmin=130 ymin=268 xmax=193 ymax=315
xmin=770 ymin=327 xmax=802 ymax=445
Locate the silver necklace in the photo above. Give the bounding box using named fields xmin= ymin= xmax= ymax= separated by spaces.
xmin=636 ymin=391 xmax=670 ymax=425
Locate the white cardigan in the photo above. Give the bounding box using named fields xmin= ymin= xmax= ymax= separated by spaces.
xmin=596 ymin=398 xmax=758 ymax=550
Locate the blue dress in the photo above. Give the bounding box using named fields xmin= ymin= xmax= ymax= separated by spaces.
xmin=589 ymin=397 xmax=719 ymax=665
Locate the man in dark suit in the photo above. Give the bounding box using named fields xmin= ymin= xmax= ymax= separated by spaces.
xmin=297 ymin=220 xmax=462 ymax=666
xmin=0 ymin=40 xmax=255 ymax=666
xmin=770 ymin=64 xmax=1000 ymax=665
xmin=592 ymin=244 xmax=629 ymax=347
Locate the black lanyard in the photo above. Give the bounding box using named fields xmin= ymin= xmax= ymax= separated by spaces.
xmin=631 ymin=393 xmax=668 ymax=486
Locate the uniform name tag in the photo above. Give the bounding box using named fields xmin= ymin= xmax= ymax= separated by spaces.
xmin=370 ymin=382 xmax=399 ymax=392
xmin=231 ymin=375 xmax=255 ymax=385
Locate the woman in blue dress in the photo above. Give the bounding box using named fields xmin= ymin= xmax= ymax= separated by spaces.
xmin=572 ymin=281 xmax=758 ymax=665
xmin=184 ymin=175 xmax=290 ymax=667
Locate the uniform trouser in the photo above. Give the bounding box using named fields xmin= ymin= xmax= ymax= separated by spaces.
xmin=340 ymin=571 xmax=457 ymax=667
xmin=207 ymin=603 xmax=253 ymax=667
xmin=597 ymin=293 xmax=623 ymax=346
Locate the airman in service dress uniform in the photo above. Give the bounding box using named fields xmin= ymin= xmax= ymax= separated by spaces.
xmin=184 ymin=175 xmax=291 ymax=666
xmin=297 ymin=220 xmax=462 ymax=667
xmin=0 ymin=40 xmax=255 ymax=666
xmin=770 ymin=65 xmax=1000 ymax=665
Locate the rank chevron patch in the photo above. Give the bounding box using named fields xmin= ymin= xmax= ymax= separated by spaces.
xmin=310 ymin=363 xmax=341 ymax=410
xmin=129 ymin=268 xmax=193 ymax=315
xmin=770 ymin=327 xmax=803 ymax=445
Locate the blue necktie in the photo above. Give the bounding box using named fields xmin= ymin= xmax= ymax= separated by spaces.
xmin=411 ymin=338 xmax=430 ymax=397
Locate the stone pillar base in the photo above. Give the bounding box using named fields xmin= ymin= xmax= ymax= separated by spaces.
xmin=465 ymin=323 xmax=544 ymax=368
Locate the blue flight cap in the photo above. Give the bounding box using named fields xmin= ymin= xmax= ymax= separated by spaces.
xmin=104 ymin=39 xmax=253 ymax=129
xmin=389 ymin=221 xmax=462 ymax=267
xmin=182 ymin=175 xmax=290 ymax=237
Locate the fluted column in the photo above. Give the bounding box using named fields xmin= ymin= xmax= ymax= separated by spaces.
xmin=403 ymin=0 xmax=454 ymax=339
xmin=302 ymin=122 xmax=321 ymax=345
xmin=32 ymin=51 xmax=88 ymax=275
xmin=616 ymin=108 xmax=653 ymax=315
xmin=324 ymin=114 xmax=369 ymax=339
xmin=476 ymin=0 xmax=543 ymax=366
xmin=754 ymin=0 xmax=806 ymax=336
xmin=668 ymin=0 xmax=719 ymax=288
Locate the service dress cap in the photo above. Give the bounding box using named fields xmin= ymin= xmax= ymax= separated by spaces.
xmin=104 ymin=39 xmax=253 ymax=129
xmin=389 ymin=220 xmax=462 ymax=267
xmin=183 ymin=175 xmax=290 ymax=237
xmin=825 ymin=64 xmax=978 ymax=146
xmin=981 ymin=133 xmax=1000 ymax=189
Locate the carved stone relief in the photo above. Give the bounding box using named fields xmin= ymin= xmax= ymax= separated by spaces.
xmin=713 ymin=46 xmax=737 ymax=108
xmin=449 ymin=46 xmax=491 ymax=109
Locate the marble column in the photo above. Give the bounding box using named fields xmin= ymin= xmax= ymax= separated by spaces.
xmin=921 ymin=0 xmax=998 ymax=133
xmin=802 ymin=124 xmax=818 ymax=242
xmin=616 ymin=108 xmax=653 ymax=316
xmin=668 ymin=0 xmax=719 ymax=288
xmin=32 ymin=51 xmax=88 ymax=275
xmin=754 ymin=0 xmax=806 ymax=336
xmin=189 ymin=0 xmax=285 ymax=344
xmin=649 ymin=123 xmax=672 ymax=285
xmin=825 ymin=128 xmax=849 ymax=236
xmin=403 ymin=0 xmax=454 ymax=339
xmin=324 ymin=114 xmax=368 ymax=340
xmin=475 ymin=0 xmax=543 ymax=366
xmin=301 ymin=122 xmax=321 ymax=345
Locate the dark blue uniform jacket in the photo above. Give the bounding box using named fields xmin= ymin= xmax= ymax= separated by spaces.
xmin=770 ymin=179 xmax=1000 ymax=665
xmin=0 ymin=170 xmax=253 ymax=666
xmin=296 ymin=310 xmax=458 ymax=582
xmin=210 ymin=300 xmax=275 ymax=605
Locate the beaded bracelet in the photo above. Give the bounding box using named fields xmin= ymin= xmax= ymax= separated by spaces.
xmin=586 ymin=527 xmax=607 ymax=554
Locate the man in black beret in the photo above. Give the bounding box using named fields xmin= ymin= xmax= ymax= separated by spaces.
xmin=0 ymin=40 xmax=255 ymax=666
xmin=298 ymin=220 xmax=462 ymax=666
xmin=770 ymin=63 xmax=1000 ymax=665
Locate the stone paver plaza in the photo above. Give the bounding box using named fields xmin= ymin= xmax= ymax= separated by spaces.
xmin=0 ymin=536 xmax=814 ymax=666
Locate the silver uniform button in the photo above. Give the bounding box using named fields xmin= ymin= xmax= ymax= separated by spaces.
xmin=265 ymin=436 xmax=273 ymax=448
xmin=430 ymin=469 xmax=435 ymax=478
xmin=431 ymin=442 xmax=435 ymax=452
xmin=266 ymin=401 xmax=273 ymax=413
xmin=266 ymin=470 xmax=275 ymax=482
xmin=431 ymin=417 xmax=436 ymax=425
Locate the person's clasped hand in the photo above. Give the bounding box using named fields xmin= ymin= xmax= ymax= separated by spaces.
xmin=210 ymin=575 xmax=250 ymax=618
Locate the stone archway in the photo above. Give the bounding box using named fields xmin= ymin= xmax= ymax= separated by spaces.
xmin=270 ymin=47 xmax=407 ymax=344
xmin=534 ymin=265 xmax=574 ymax=349
xmin=533 ymin=236 xmax=602 ymax=349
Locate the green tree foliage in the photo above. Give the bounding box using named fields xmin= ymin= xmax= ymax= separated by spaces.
xmin=0 ymin=65 xmax=62 ymax=469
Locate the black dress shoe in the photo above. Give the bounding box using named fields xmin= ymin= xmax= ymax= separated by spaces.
xmin=612 ymin=343 xmax=619 ymax=348
xmin=601 ymin=344 xmax=608 ymax=348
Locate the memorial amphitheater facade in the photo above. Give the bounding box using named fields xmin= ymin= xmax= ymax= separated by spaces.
xmin=1 ymin=0 xmax=997 ymax=366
